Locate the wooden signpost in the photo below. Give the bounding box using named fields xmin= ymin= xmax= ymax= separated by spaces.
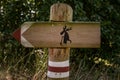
xmin=12 ymin=3 xmax=100 ymax=80
xmin=13 ymin=22 xmax=100 ymax=48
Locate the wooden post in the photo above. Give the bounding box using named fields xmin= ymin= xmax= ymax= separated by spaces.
xmin=47 ymin=3 xmax=73 ymax=80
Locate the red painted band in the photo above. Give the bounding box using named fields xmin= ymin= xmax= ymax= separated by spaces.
xmin=48 ymin=66 xmax=69 ymax=72
xmin=12 ymin=28 xmax=21 ymax=42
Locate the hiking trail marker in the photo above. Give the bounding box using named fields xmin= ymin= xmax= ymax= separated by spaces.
xmin=13 ymin=22 xmax=100 ymax=48
xmin=12 ymin=3 xmax=100 ymax=80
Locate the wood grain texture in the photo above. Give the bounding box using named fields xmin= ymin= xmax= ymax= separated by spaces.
xmin=48 ymin=48 xmax=70 ymax=61
xmin=22 ymin=22 xmax=100 ymax=48
xmin=48 ymin=3 xmax=72 ymax=80
xmin=50 ymin=3 xmax=73 ymax=21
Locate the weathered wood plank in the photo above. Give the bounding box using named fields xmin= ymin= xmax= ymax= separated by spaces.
xmin=21 ymin=22 xmax=100 ymax=48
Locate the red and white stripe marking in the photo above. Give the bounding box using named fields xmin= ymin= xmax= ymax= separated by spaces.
xmin=47 ymin=60 xmax=69 ymax=78
xmin=21 ymin=22 xmax=34 ymax=47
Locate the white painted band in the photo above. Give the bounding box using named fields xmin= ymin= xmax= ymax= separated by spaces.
xmin=21 ymin=36 xmax=33 ymax=47
xmin=21 ymin=22 xmax=34 ymax=47
xmin=47 ymin=71 xmax=69 ymax=78
xmin=49 ymin=60 xmax=69 ymax=67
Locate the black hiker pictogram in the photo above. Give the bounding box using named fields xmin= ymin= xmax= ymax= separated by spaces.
xmin=60 ymin=26 xmax=72 ymax=45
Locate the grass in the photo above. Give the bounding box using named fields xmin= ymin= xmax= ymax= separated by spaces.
xmin=0 ymin=49 xmax=120 ymax=80
xmin=70 ymin=60 xmax=120 ymax=80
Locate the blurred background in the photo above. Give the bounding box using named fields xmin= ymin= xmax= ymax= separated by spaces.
xmin=0 ymin=0 xmax=120 ymax=80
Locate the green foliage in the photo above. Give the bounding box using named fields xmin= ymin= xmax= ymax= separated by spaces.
xmin=0 ymin=0 xmax=120 ymax=79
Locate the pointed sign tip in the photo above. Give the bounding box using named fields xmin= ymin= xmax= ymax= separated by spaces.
xmin=12 ymin=28 xmax=21 ymax=42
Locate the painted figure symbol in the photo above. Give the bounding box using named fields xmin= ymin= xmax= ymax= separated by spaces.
xmin=60 ymin=25 xmax=72 ymax=45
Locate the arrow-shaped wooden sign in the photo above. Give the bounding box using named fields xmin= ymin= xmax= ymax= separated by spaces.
xmin=12 ymin=22 xmax=100 ymax=48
